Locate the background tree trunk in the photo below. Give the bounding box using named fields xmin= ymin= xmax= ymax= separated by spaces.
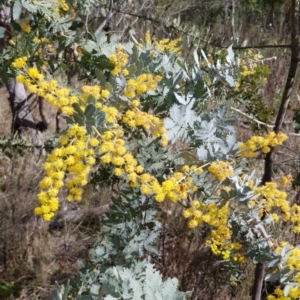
xmin=1 ymin=1 xmax=45 ymax=147
xmin=6 ymin=78 xmax=43 ymax=146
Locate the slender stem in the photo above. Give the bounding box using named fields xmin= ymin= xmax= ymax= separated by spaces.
xmin=231 ymin=106 xmax=274 ymax=128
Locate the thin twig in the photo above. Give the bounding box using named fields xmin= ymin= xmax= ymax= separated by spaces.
xmin=95 ymin=0 xmax=114 ymax=35
xmin=85 ymin=14 xmax=90 ymax=34
xmin=232 ymin=44 xmax=291 ymax=50
xmin=289 ymin=132 xmax=300 ymax=136
xmin=230 ymin=107 xmax=274 ymax=128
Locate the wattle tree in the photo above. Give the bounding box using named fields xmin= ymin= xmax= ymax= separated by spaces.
xmin=0 ymin=1 xmax=300 ymax=299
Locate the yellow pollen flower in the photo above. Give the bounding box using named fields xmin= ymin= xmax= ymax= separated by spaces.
xmin=20 ymin=23 xmax=31 ymax=33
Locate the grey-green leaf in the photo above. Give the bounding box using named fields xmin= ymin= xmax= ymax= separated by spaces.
xmin=85 ymin=104 xmax=96 ymax=119
xmin=95 ymin=69 xmax=107 ymax=86
xmin=13 ymin=0 xmax=22 ymax=20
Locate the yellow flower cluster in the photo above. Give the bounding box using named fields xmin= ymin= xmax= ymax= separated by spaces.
xmin=20 ymin=23 xmax=31 ymax=34
xmin=21 ymin=76 xmax=78 ymax=116
xmin=182 ymin=200 xmax=241 ymax=260
xmin=109 ymin=45 xmax=129 ymax=76
xmin=52 ymin=0 xmax=69 ymax=14
xmin=101 ymin=149 xmax=199 ymax=206
xmin=249 ymin=182 xmax=300 ymax=233
xmin=102 ymin=106 xmax=120 ymax=123
xmin=239 ymin=131 xmax=288 ymax=158
xmin=13 ymin=52 xmax=166 ymax=141
xmin=46 ymin=44 xmax=56 ymax=55
xmin=35 ymin=115 xmax=170 ymax=221
xmin=267 ymin=245 xmax=300 ymax=300
xmin=35 ymin=124 xmax=98 ymax=221
xmin=207 ymin=239 xmax=245 ymax=262
xmin=12 ymin=51 xmax=164 ymax=126
xmin=12 ymin=44 xmax=171 ymax=221
xmin=239 ymin=64 xmax=256 ymax=77
xmin=15 ymin=66 xmax=78 ymax=115
xmin=286 ymin=247 xmax=300 ymax=277
xmin=98 ymin=128 xmax=170 ymax=197
xmin=252 ymin=182 xmax=290 ymax=220
xmin=139 ymin=166 xmax=200 ymax=203
xmin=272 ymin=213 xmax=280 ymax=223
xmin=145 ymin=30 xmax=181 ymax=55
xmin=11 ymin=57 xmax=27 ymax=69
xmin=122 ymin=107 xmax=168 ymax=145
xmin=290 ymin=204 xmax=300 ymax=233
xmin=207 ymin=161 xmax=233 ymax=181
xmin=99 ymin=127 xmax=144 ymax=184
xmin=33 ymin=37 xmax=50 ymax=44
xmin=124 ymin=74 xmax=162 ymax=98
xmin=60 ymin=2 xmax=69 ymax=11
xmin=183 ymin=201 xmax=230 ymax=237
xmin=235 ymin=51 xmax=265 ymax=92
xmin=81 ymin=85 xmax=110 ymax=111
xmin=208 ymin=239 xmax=231 ymax=260
xmin=280 ymin=174 xmax=293 ymax=188
xmin=267 ymin=287 xmax=300 ymax=300
xmin=109 ymin=46 xmax=162 ymax=99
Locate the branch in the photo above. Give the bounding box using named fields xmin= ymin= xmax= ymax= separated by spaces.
xmin=288 ymin=132 xmax=300 ymax=136
xmin=56 ymin=111 xmax=62 ymax=133
xmin=273 ymin=24 xmax=299 ymax=131
xmin=232 ymin=44 xmax=291 ymax=50
xmin=38 ymin=97 xmax=49 ymax=131
xmin=167 ymin=4 xmax=199 ymax=16
xmin=230 ymin=107 xmax=274 ymax=128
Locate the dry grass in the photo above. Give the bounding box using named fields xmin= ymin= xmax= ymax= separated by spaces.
xmin=0 ymin=145 xmax=112 ymax=299
xmin=152 ymin=197 xmax=259 ymax=300
xmin=0 ymin=88 xmax=111 ymax=299
xmin=0 ymin=147 xmax=109 ymax=299
xmin=0 ymin=89 xmax=12 ymax=138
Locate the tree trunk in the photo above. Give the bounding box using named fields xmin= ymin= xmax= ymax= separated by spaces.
xmin=251 ymin=0 xmax=300 ymax=299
